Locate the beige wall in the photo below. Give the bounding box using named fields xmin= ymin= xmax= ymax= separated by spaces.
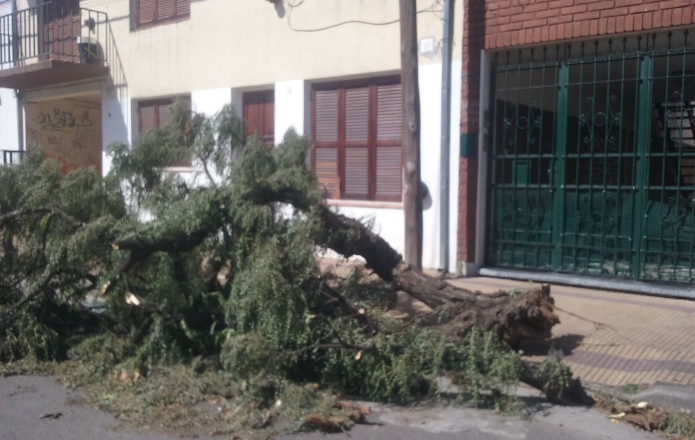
xmin=72 ymin=0 xmax=463 ymax=99
xmin=25 ymin=97 xmax=102 ymax=173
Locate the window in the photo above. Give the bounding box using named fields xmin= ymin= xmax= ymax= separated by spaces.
xmin=312 ymin=76 xmax=402 ymax=202
xmin=138 ymin=96 xmax=191 ymax=166
xmin=136 ymin=0 xmax=190 ymax=28
xmin=243 ymin=90 xmax=275 ymax=146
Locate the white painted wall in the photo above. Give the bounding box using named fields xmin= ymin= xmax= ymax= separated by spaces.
xmin=192 ymin=88 xmax=232 ymax=117
xmin=101 ymin=86 xmax=131 ymax=176
xmin=0 ymin=88 xmax=19 ymax=152
xmin=274 ymin=80 xmax=310 ymax=143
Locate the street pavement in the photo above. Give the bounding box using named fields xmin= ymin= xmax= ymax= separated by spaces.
xmin=0 ymin=374 xmax=662 ymax=440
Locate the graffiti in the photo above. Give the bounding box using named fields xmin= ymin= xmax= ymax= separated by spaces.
xmin=36 ymin=108 xmax=93 ymax=132
xmin=48 ymin=135 xmax=63 ymax=146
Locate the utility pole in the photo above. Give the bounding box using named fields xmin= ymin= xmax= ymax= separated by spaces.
xmin=438 ymin=0 xmax=455 ymax=273
xmin=400 ymin=0 xmax=422 ymax=269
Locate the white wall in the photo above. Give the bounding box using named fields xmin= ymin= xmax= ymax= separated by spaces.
xmin=0 ymin=88 xmax=19 ymax=152
xmin=274 ymin=80 xmax=310 ymax=143
xmin=192 ymin=88 xmax=232 ymax=117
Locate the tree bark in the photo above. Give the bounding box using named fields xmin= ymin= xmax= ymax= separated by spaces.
xmin=400 ymin=0 xmax=423 ymax=269
xmin=317 ymin=207 xmax=559 ymax=346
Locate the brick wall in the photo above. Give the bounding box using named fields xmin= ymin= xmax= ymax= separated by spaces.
xmin=486 ymin=0 xmax=695 ymax=49
xmin=457 ymin=0 xmax=486 ymax=265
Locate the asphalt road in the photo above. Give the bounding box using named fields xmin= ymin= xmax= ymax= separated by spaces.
xmin=0 ymin=375 xmax=660 ymax=440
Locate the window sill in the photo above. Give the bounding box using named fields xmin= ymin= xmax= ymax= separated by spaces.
xmin=327 ymin=199 xmax=403 ymax=209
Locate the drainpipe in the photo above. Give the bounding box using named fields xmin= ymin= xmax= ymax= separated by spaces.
xmin=11 ymin=0 xmax=22 ymax=152
xmin=438 ymin=0 xmax=455 ymax=272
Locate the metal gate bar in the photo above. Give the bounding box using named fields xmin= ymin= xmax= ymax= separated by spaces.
xmin=487 ymin=29 xmax=695 ymax=284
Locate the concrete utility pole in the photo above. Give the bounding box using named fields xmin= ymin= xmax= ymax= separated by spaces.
xmin=438 ymin=0 xmax=455 ymax=273
xmin=399 ymin=0 xmax=422 ymax=269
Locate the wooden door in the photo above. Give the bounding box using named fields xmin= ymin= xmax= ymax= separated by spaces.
xmin=43 ymin=0 xmax=80 ymax=61
xmin=243 ymin=90 xmax=275 ymax=146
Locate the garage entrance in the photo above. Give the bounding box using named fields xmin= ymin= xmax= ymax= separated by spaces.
xmin=487 ymin=30 xmax=695 ymax=283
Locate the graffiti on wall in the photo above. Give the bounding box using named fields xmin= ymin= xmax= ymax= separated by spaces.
xmin=25 ymin=98 xmax=102 ymax=174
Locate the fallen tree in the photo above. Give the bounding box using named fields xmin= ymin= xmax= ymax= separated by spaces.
xmin=0 ymin=103 xmax=571 ymax=435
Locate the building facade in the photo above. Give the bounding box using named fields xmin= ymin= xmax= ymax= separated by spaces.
xmin=459 ymin=0 xmax=695 ymax=291
xmin=0 ymin=0 xmax=463 ymax=273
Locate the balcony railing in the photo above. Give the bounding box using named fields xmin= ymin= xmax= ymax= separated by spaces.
xmin=0 ymin=2 xmax=126 ymax=90
xmin=2 ymin=150 xmax=26 ymax=165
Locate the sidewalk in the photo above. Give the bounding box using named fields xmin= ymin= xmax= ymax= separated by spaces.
xmin=448 ymin=276 xmax=695 ymax=388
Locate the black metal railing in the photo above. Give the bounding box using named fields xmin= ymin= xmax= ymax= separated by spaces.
xmin=0 ymin=3 xmax=126 ymax=90
xmin=2 ymin=150 xmax=25 ymax=165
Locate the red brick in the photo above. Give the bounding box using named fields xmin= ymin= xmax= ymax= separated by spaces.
xmin=526 ymin=28 xmax=535 ymax=42
xmin=588 ymin=1 xmax=615 ymax=11
xmin=600 ymin=7 xmax=630 ymax=16
xmin=673 ymin=6 xmax=683 ymax=25
xmin=580 ymin=20 xmax=590 ymax=35
xmin=524 ymin=2 xmax=549 ymax=12
xmin=497 ymin=22 xmax=523 ymax=31
xmin=488 ymin=16 xmax=512 ymax=26
xmin=575 ymin=10 xmax=601 ymax=19
xmin=660 ymin=0 xmax=691 ymax=9
xmin=589 ymin=19 xmax=599 ymax=34
xmin=511 ymin=12 xmax=536 ymax=22
xmin=693 ymin=6 xmax=695 ymax=23
xmin=541 ymin=26 xmax=550 ymax=41
xmin=575 ymin=0 xmax=601 ymax=4
xmin=499 ymin=6 xmax=524 ymax=16
xmin=625 ymin=14 xmax=635 ymax=30
xmin=629 ymin=3 xmax=658 ymax=13
xmin=503 ymin=31 xmax=513 ymax=47
xmin=548 ymin=14 xmax=573 ymax=23
xmin=510 ymin=30 xmax=519 ymax=46
xmin=536 ymin=8 xmax=564 ymax=18
xmin=573 ymin=21 xmax=582 ymax=36
xmin=557 ymin=22 xmax=566 ymax=38
xmin=549 ymin=24 xmax=557 ymax=40
xmin=607 ymin=16 xmax=616 ymax=32
xmin=662 ymin=8 xmax=672 ymax=26
xmin=644 ymin=11 xmax=653 ymax=28
xmin=614 ymin=0 xmax=643 ymax=7
xmin=653 ymin=10 xmax=662 ymax=26
xmin=532 ymin=27 xmax=541 ymax=42
xmin=561 ymin=4 xmax=588 ymax=14
xmin=682 ymin=6 xmax=693 ymax=24
xmin=565 ymin=22 xmax=574 ymax=37
xmin=549 ymin=0 xmax=575 ymax=9
xmin=523 ymin=18 xmax=549 ymax=27
xmin=634 ymin=12 xmax=643 ymax=29
xmin=616 ymin=15 xmax=625 ymax=32
xmin=599 ymin=16 xmax=608 ymax=33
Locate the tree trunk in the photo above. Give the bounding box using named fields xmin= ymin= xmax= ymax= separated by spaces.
xmin=318 ymin=208 xmax=559 ymax=346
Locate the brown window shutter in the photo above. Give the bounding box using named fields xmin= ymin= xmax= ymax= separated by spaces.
xmin=139 ymin=103 xmax=156 ymax=133
xmin=158 ymin=102 xmax=173 ymax=126
xmin=344 ymin=147 xmax=369 ymax=197
xmin=137 ymin=0 xmax=155 ymax=25
xmin=345 ymin=87 xmax=369 ymax=142
xmin=176 ymin=0 xmax=190 ymax=16
xmin=375 ymin=84 xmax=403 ymax=200
xmin=315 ymin=90 xmax=339 ymax=143
xmin=376 ymin=84 xmax=402 ymax=141
xmin=375 ymin=146 xmax=402 ymax=199
xmin=315 ymin=147 xmax=340 ymax=199
xmin=157 ymin=0 xmax=176 ymax=21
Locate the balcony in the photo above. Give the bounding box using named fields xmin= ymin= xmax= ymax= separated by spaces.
xmin=0 ymin=3 xmax=118 ymax=90
xmin=2 ymin=150 xmax=25 ymax=164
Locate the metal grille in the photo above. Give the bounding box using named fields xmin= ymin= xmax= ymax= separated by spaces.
xmin=488 ymin=30 xmax=695 ymax=283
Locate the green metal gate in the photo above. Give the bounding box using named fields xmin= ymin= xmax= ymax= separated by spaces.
xmin=488 ymin=30 xmax=695 ymax=283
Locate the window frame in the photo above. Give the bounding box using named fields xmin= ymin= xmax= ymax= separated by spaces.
xmin=133 ymin=0 xmax=190 ymax=30
xmin=137 ymin=95 xmax=192 ymax=168
xmin=311 ymin=75 xmax=402 ymax=203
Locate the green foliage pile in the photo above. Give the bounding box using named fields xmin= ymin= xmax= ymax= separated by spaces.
xmin=0 ymin=102 xmax=571 ymax=435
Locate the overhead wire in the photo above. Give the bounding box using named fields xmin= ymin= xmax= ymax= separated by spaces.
xmin=283 ymin=0 xmax=445 ymax=33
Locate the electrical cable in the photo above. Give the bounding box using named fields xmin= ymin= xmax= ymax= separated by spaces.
xmin=283 ymin=0 xmax=444 ymax=33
